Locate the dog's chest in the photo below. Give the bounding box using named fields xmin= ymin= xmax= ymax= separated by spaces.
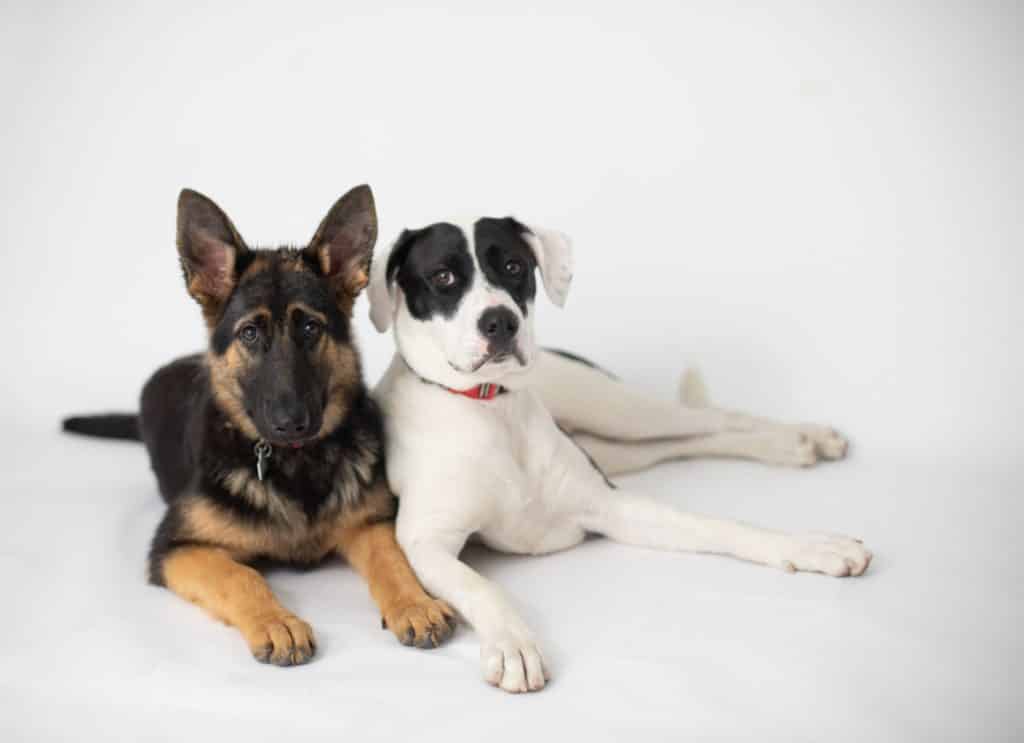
xmin=477 ymin=487 xmax=585 ymax=555
xmin=380 ymin=367 xmax=588 ymax=555
xmin=459 ymin=396 xmax=587 ymax=555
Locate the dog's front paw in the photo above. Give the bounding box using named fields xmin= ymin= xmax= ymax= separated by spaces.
xmin=382 ymin=596 xmax=456 ymax=649
xmin=481 ymin=631 xmax=550 ymax=693
xmin=775 ymin=532 xmax=872 ymax=577
xmin=241 ymin=611 xmax=316 ymax=666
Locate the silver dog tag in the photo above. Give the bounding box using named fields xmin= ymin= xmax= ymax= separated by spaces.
xmin=254 ymin=440 xmax=272 ymax=481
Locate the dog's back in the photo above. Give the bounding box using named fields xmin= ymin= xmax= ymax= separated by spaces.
xmin=139 ymin=354 xmax=205 ymax=503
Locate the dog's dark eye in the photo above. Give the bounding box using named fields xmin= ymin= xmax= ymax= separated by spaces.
xmin=302 ymin=319 xmax=323 ymax=339
xmin=504 ymin=259 xmax=524 ymax=276
xmin=239 ymin=324 xmax=260 ymax=346
xmin=431 ymin=269 xmax=457 ymax=289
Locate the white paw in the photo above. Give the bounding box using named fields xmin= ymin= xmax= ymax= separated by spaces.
xmin=792 ymin=425 xmax=849 ymax=461
xmin=481 ymin=631 xmax=550 ymax=693
xmin=775 ymin=532 xmax=872 ymax=577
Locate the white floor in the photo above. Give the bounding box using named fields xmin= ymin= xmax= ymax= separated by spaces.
xmin=2 ymin=427 xmax=1019 ymax=741
xmin=2 ymin=1 xmax=1022 ymax=740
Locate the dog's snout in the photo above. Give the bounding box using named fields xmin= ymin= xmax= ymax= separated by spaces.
xmin=478 ymin=307 xmax=519 ymax=346
xmin=266 ymin=397 xmax=310 ymax=440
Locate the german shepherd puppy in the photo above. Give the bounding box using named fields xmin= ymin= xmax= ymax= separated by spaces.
xmin=63 ymin=186 xmax=454 ymax=665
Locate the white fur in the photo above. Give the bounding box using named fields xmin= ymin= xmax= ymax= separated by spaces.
xmin=370 ymin=220 xmax=870 ymax=694
xmin=371 ymin=217 xmax=548 ymax=390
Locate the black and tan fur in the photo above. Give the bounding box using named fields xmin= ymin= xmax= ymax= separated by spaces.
xmin=64 ymin=186 xmax=454 ymax=665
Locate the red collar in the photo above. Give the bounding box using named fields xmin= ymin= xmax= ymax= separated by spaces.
xmin=446 ymin=382 xmax=504 ymax=401
xmin=401 ymin=357 xmax=506 ymax=401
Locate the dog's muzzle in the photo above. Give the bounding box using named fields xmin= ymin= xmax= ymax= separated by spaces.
xmin=478 ymin=307 xmax=519 ymax=354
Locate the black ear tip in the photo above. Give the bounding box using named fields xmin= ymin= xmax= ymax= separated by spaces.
xmin=178 ymin=188 xmax=208 ymax=207
xmin=504 ymin=216 xmax=529 ymax=234
xmin=348 ymin=184 xmax=375 ymax=203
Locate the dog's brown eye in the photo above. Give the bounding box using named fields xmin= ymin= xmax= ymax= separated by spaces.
xmin=302 ymin=319 xmax=323 ymax=339
xmin=504 ymin=260 xmax=524 ymax=276
xmin=239 ymin=324 xmax=260 ymax=346
xmin=431 ymin=269 xmax=456 ymax=289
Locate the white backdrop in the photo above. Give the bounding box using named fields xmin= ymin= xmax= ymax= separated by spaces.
xmin=1 ymin=2 xmax=1021 ymax=741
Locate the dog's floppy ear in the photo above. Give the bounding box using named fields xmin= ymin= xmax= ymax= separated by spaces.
xmin=305 ymin=184 xmax=378 ymax=299
xmin=368 ymin=228 xmax=419 ymax=332
xmin=177 ymin=189 xmax=249 ymax=309
xmin=520 ymin=223 xmax=574 ymax=307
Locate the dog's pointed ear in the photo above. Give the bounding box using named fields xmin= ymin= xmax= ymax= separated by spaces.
xmin=368 ymin=228 xmax=419 ymax=333
xmin=519 ymin=223 xmax=574 ymax=307
xmin=177 ymin=189 xmax=249 ymax=308
xmin=305 ymin=184 xmax=378 ymax=299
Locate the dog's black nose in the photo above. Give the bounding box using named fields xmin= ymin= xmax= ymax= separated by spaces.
xmin=267 ymin=399 xmax=310 ymax=440
xmin=478 ymin=307 xmax=519 ymax=347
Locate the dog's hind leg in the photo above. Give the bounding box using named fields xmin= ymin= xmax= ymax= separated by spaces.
xmin=533 ymin=350 xmax=847 ymax=462
xmin=534 ymin=351 xmax=733 ymax=439
xmin=571 ymin=430 xmax=818 ymax=477
xmin=159 ymin=545 xmax=316 ymax=666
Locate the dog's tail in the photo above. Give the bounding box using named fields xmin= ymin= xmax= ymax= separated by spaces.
xmin=679 ymin=368 xmax=711 ymax=408
xmin=62 ymin=413 xmax=141 ymax=441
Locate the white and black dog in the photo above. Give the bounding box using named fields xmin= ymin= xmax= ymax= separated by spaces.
xmin=368 ymin=217 xmax=871 ymax=693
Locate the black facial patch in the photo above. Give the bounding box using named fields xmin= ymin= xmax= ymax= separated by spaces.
xmin=211 ymin=251 xmax=344 ymax=355
xmin=473 ymin=218 xmax=538 ymax=315
xmin=207 ymin=249 xmax=351 ymax=444
xmin=388 ymin=223 xmax=475 ymax=322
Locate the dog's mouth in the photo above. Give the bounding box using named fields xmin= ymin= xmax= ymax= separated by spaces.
xmin=450 ymin=348 xmax=527 ymax=374
xmin=271 ymin=436 xmax=315 ymax=449
xmin=258 ymin=425 xmax=325 ymax=449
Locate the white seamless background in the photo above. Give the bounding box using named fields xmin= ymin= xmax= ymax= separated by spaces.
xmin=1 ymin=2 xmax=1020 ymax=742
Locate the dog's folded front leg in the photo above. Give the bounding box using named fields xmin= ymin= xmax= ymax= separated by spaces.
xmin=399 ymin=532 xmax=550 ymax=693
xmin=580 ymin=488 xmax=872 ymax=577
xmin=160 ymin=545 xmax=316 ymax=666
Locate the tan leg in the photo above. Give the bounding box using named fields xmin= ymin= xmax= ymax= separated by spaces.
xmin=336 ymin=519 xmax=456 ymax=648
xmin=162 ymin=545 xmax=316 ymax=666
